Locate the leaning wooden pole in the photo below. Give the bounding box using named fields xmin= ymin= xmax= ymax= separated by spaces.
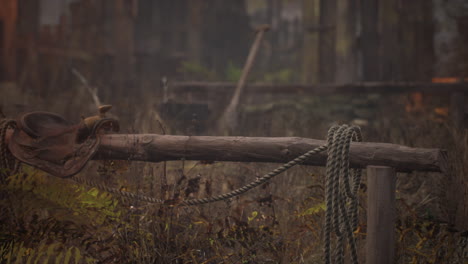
xmin=91 ymin=134 xmax=447 ymax=172
xmin=366 ymin=166 xmax=396 ymax=264
xmin=218 ymin=24 xmax=270 ymax=132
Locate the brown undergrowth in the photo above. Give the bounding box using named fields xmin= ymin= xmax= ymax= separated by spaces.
xmin=0 ymin=85 xmax=467 ymax=263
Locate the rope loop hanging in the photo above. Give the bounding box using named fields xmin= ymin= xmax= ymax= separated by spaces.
xmin=324 ymin=125 xmax=362 ymax=264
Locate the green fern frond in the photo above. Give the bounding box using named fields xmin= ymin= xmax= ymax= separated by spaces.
xmin=0 ymin=242 xmax=95 ymax=264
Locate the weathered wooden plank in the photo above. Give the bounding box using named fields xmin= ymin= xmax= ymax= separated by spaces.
xmin=399 ymin=0 xmax=434 ymax=81
xmin=360 ymin=0 xmax=380 ymax=81
xmin=302 ymin=0 xmax=321 ymax=83
xmin=93 ymin=134 xmax=447 ymax=172
xmin=0 ymin=0 xmax=18 ymax=81
xmin=318 ymin=0 xmax=336 ymax=82
xmin=366 ymin=166 xmax=396 ymax=264
xmin=171 ymin=81 xmax=468 ymax=95
xmin=379 ymin=0 xmax=401 ymax=81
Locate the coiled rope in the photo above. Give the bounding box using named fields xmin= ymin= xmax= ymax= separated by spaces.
xmin=324 ymin=125 xmax=362 ymax=264
xmin=1 ymin=119 xmax=361 ymax=263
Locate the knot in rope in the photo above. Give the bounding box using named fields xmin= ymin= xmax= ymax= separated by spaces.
xmin=324 ymin=125 xmax=362 ymax=264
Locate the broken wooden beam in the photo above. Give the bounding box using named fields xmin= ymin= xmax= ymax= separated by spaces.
xmin=95 ymin=134 xmax=447 ymax=172
xmin=170 ymin=81 xmax=468 ymax=95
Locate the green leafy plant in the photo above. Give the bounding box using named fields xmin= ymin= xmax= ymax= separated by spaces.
xmin=262 ymin=69 xmax=294 ymax=83
xmin=178 ymin=61 xmax=217 ymax=81
xmin=225 ymin=61 xmax=243 ymax=82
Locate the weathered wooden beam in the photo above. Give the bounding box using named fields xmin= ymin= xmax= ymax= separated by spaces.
xmin=170 ymin=81 xmax=468 ymax=95
xmin=94 ymin=134 xmax=447 ymax=172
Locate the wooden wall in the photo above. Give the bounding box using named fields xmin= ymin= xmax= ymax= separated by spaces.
xmin=0 ymin=0 xmax=18 ymax=81
xmin=302 ymin=0 xmax=434 ymax=83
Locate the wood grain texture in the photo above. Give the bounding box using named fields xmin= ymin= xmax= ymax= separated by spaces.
xmin=94 ymin=134 xmax=447 ymax=172
xmin=366 ymin=166 xmax=396 ymax=264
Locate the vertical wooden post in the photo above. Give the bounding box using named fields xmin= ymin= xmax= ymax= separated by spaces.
xmin=450 ymin=92 xmax=466 ymax=129
xmin=366 ymin=166 xmax=396 ymax=264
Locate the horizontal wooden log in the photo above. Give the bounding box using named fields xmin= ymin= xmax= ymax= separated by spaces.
xmin=171 ymin=81 xmax=468 ymax=95
xmin=95 ymin=134 xmax=447 ymax=172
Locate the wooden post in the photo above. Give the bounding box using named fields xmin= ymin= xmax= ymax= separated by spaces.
xmin=366 ymin=166 xmax=396 ymax=264
xmin=450 ymin=92 xmax=466 ymax=129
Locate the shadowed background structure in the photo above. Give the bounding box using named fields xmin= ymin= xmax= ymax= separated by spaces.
xmin=0 ymin=0 xmax=467 ymax=263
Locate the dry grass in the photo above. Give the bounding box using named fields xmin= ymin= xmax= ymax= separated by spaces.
xmin=1 ymin=83 xmax=467 ymax=263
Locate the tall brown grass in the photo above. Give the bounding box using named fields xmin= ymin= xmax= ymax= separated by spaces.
xmin=1 ymin=83 xmax=467 ymax=263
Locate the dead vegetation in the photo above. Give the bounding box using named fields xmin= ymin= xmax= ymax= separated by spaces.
xmin=1 ymin=83 xmax=467 ymax=263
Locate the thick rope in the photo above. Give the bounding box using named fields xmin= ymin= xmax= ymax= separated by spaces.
xmin=71 ymin=176 xmax=165 ymax=204
xmin=0 ymin=116 xmax=327 ymax=206
xmin=70 ymin=125 xmax=362 ymax=264
xmin=71 ymin=144 xmax=328 ymax=206
xmin=324 ymin=125 xmax=362 ymax=264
